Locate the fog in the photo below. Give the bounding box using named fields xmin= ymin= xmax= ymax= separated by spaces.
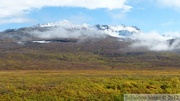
xmin=30 ymin=26 xmax=180 ymax=51
xmin=30 ymin=24 xmax=106 ymax=41
xmin=131 ymin=31 xmax=180 ymax=51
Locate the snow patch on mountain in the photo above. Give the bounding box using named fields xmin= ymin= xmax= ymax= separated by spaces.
xmin=32 ymin=41 xmax=51 ymax=43
xmin=95 ymin=24 xmax=142 ymax=38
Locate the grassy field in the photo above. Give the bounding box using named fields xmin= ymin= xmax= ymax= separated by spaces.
xmin=0 ymin=69 xmax=180 ymax=101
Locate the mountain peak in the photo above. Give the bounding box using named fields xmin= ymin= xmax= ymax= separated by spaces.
xmin=95 ymin=24 xmax=141 ymax=38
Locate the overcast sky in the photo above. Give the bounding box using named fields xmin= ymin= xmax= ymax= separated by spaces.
xmin=0 ymin=0 xmax=180 ymax=35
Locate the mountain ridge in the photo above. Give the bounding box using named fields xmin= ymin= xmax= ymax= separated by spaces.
xmin=0 ymin=20 xmax=180 ymax=51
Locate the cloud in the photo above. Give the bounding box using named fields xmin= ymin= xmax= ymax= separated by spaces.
xmin=108 ymin=6 xmax=132 ymax=20
xmin=30 ymin=20 xmax=106 ymax=40
xmin=32 ymin=27 xmax=105 ymax=40
xmin=131 ymin=31 xmax=180 ymax=51
xmin=161 ymin=20 xmax=175 ymax=26
xmin=157 ymin=0 xmax=180 ymax=8
xmin=121 ymin=5 xmax=132 ymax=13
xmin=68 ymin=14 xmax=93 ymax=24
xmin=0 ymin=17 xmax=31 ymax=24
xmin=110 ymin=12 xmax=126 ymax=20
xmin=164 ymin=31 xmax=180 ymax=38
xmin=0 ymin=0 xmax=131 ymax=24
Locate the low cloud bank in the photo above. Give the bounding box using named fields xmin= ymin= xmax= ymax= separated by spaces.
xmin=131 ymin=31 xmax=180 ymax=51
xmin=30 ymin=22 xmax=180 ymax=51
xmin=30 ymin=25 xmax=106 ymax=41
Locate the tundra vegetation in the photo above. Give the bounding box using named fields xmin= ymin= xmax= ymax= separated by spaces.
xmin=0 ymin=70 xmax=180 ymax=101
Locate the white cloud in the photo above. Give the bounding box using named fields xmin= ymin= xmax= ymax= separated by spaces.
xmin=110 ymin=12 xmax=126 ymax=20
xmin=161 ymin=20 xmax=175 ymax=26
xmin=30 ymin=22 xmax=106 ymax=40
xmin=164 ymin=31 xmax=180 ymax=38
xmin=0 ymin=17 xmax=31 ymax=24
xmin=122 ymin=5 xmax=132 ymax=13
xmin=0 ymin=0 xmax=131 ymax=24
xmin=131 ymin=31 xmax=180 ymax=51
xmin=108 ymin=6 xmax=132 ymax=20
xmin=157 ymin=0 xmax=180 ymax=8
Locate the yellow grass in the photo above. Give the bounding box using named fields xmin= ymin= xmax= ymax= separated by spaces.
xmin=0 ymin=69 xmax=180 ymax=101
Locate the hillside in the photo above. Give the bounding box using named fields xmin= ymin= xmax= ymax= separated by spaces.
xmin=0 ymin=36 xmax=179 ymax=70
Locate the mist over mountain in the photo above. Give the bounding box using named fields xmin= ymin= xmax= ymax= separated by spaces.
xmin=0 ymin=20 xmax=180 ymax=51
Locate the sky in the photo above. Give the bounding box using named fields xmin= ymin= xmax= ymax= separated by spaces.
xmin=0 ymin=0 xmax=180 ymax=35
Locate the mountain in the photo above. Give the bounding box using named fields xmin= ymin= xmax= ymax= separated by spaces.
xmin=95 ymin=24 xmax=141 ymax=38
xmin=0 ymin=20 xmax=141 ymax=41
xmin=0 ymin=21 xmax=180 ymax=70
xmin=35 ymin=20 xmax=142 ymax=38
xmin=0 ymin=20 xmax=180 ymax=51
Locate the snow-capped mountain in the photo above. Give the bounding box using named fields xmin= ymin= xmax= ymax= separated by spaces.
xmin=95 ymin=24 xmax=141 ymax=38
xmin=33 ymin=20 xmax=142 ymax=39
xmin=0 ymin=20 xmax=143 ymax=46
xmin=1 ymin=20 xmax=180 ymax=51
